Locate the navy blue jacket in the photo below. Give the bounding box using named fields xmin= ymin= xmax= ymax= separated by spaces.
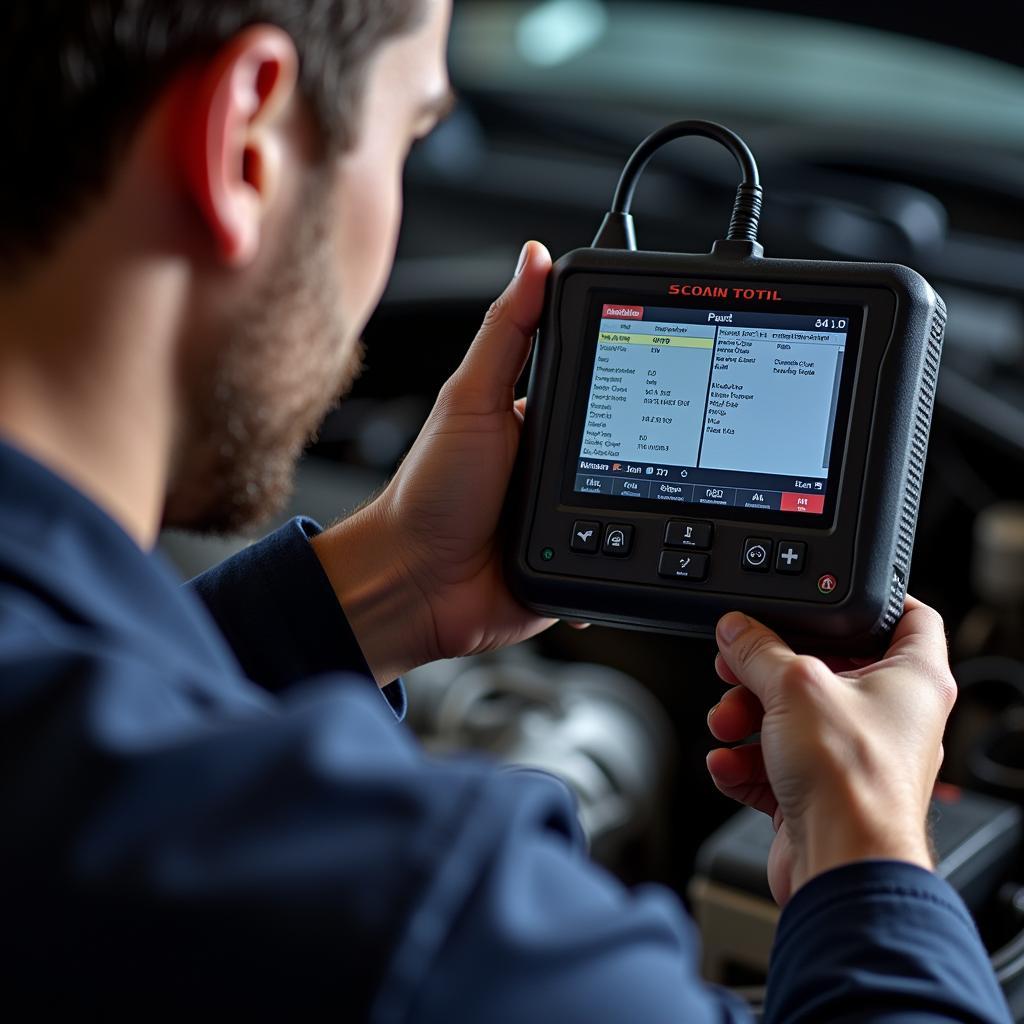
xmin=0 ymin=439 xmax=1012 ymax=1020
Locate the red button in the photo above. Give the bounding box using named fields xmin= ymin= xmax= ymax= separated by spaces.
xmin=781 ymin=492 xmax=825 ymax=514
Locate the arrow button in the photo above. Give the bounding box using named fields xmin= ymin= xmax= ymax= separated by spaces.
xmin=570 ymin=520 xmax=601 ymax=554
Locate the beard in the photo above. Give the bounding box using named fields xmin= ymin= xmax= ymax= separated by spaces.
xmin=163 ymin=178 xmax=363 ymax=535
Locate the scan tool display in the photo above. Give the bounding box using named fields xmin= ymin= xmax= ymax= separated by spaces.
xmin=575 ymin=301 xmax=851 ymax=516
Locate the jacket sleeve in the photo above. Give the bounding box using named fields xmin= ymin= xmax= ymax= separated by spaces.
xmin=391 ymin=825 xmax=1012 ymax=1024
xmin=188 ymin=516 xmax=406 ymax=717
xmin=763 ymin=860 xmax=1012 ymax=1023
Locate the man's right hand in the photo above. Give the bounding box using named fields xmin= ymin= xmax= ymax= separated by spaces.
xmin=706 ymin=596 xmax=957 ymax=906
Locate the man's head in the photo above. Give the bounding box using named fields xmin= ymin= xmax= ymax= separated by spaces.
xmin=0 ymin=1 xmax=453 ymax=533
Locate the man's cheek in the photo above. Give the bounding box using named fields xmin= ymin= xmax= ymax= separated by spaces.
xmin=336 ymin=159 xmax=402 ymax=329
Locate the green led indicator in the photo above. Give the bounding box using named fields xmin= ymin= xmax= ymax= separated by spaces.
xmin=541 ymin=547 xmax=555 ymax=562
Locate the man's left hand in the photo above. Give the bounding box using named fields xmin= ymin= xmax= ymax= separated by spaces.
xmin=312 ymin=241 xmax=563 ymax=684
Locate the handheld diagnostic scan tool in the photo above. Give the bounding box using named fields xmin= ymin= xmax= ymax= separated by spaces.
xmin=506 ymin=121 xmax=946 ymax=653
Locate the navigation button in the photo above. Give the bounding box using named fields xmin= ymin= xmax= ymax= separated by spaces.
xmin=781 ymin=492 xmax=825 ymax=514
xmin=653 ymin=482 xmax=694 ymax=503
xmin=613 ymin=478 xmax=652 ymax=499
xmin=665 ymin=520 xmax=713 ymax=550
xmin=571 ymin=521 xmax=601 ymax=554
xmin=776 ymin=541 xmax=807 ymax=574
xmin=742 ymin=538 xmax=773 ymax=573
xmin=603 ymin=524 xmax=634 ymax=557
xmin=735 ymin=488 xmax=782 ymax=512
xmin=574 ymin=473 xmax=613 ymax=496
xmin=658 ymin=551 xmax=709 ymax=581
xmin=697 ymin=486 xmax=737 ymax=507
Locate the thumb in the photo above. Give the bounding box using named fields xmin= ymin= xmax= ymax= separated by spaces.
xmin=452 ymin=241 xmax=552 ymax=406
xmin=716 ymin=612 xmax=803 ymax=707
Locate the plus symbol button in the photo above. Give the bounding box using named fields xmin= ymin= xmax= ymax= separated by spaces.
xmin=775 ymin=541 xmax=806 ymax=575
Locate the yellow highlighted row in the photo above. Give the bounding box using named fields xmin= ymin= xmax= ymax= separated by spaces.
xmin=599 ymin=332 xmax=715 ymax=349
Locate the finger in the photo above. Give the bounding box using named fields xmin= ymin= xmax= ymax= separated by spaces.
xmin=721 ymin=639 xmax=865 ymax=682
xmin=707 ymin=744 xmax=768 ymax=786
xmin=888 ymin=595 xmax=949 ymax=663
xmin=708 ymin=684 xmax=764 ymax=743
xmin=514 ymin=397 xmax=527 ymax=419
xmin=714 ymin=652 xmax=742 ymax=687
xmin=565 ymin=621 xmax=591 ymax=630
xmin=706 ymin=745 xmax=778 ymax=817
xmin=877 ymin=595 xmax=956 ymax=712
xmin=453 ymin=241 xmax=552 ymax=406
xmin=715 ymin=612 xmax=801 ymax=706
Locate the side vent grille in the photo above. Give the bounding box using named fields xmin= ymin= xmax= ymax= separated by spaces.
xmin=875 ymin=298 xmax=946 ymax=637
xmin=878 ymin=569 xmax=907 ymax=637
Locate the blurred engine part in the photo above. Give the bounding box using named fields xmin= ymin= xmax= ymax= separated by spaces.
xmin=945 ymin=657 xmax=1024 ymax=804
xmin=955 ymin=503 xmax=1024 ymax=662
xmin=316 ymin=396 xmax=432 ymax=475
xmin=947 ymin=505 xmax=1024 ymax=811
xmin=689 ymin=786 xmax=1023 ymax=990
xmin=971 ymin=706 xmax=1024 ymax=806
xmin=405 ymin=648 xmax=674 ymax=868
xmin=938 ymin=292 xmax=1024 ymax=465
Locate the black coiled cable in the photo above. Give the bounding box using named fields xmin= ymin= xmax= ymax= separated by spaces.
xmin=595 ymin=119 xmax=764 ymax=249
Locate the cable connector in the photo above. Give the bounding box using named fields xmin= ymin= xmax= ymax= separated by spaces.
xmin=711 ymin=239 xmax=764 ymax=260
xmin=592 ymin=211 xmax=637 ymax=251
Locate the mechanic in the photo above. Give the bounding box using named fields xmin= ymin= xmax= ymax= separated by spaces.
xmin=0 ymin=1 xmax=1011 ymax=1019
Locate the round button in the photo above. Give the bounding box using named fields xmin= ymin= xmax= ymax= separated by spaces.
xmin=541 ymin=547 xmax=555 ymax=562
xmin=741 ymin=538 xmax=772 ymax=573
xmin=818 ymin=573 xmax=838 ymax=594
xmin=746 ymin=545 xmax=767 ymax=566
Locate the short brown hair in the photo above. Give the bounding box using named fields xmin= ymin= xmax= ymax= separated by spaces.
xmin=1 ymin=0 xmax=424 ymax=272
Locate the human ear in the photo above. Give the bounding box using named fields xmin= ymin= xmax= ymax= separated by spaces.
xmin=174 ymin=25 xmax=299 ymax=267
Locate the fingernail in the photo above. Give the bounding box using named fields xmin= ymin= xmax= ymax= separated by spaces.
xmin=514 ymin=242 xmax=530 ymax=277
xmin=707 ymin=702 xmax=721 ymax=725
xmin=718 ymin=612 xmax=749 ymax=645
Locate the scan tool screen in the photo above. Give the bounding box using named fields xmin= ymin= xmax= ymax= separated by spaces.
xmin=571 ymin=296 xmax=861 ymax=523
